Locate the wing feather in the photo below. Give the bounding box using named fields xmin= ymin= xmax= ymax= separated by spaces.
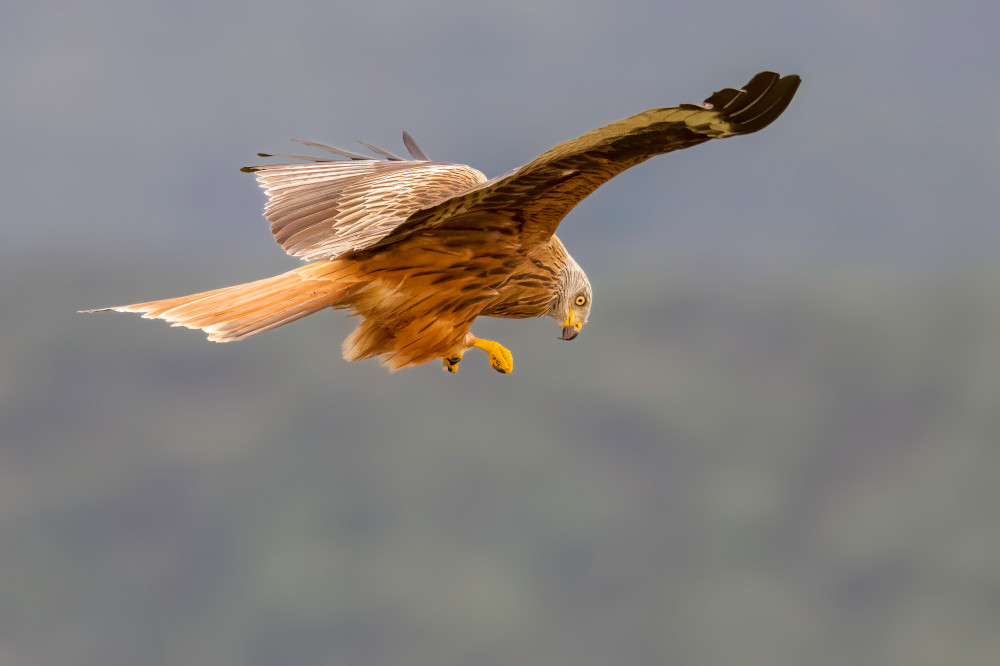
xmin=372 ymin=72 xmax=800 ymax=248
xmin=244 ymin=140 xmax=488 ymax=260
xmin=357 ymin=141 xmax=405 ymax=161
xmin=402 ymin=132 xmax=430 ymax=160
xmin=290 ymin=139 xmax=372 ymax=160
xmin=245 ymin=73 xmax=798 ymax=259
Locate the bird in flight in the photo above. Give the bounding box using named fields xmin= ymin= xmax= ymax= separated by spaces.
xmin=84 ymin=71 xmax=800 ymax=374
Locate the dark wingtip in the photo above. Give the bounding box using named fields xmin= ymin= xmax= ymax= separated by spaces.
xmin=694 ymin=72 xmax=801 ymax=135
xmin=731 ymin=73 xmax=800 ymax=133
xmin=239 ymin=166 xmax=259 ymax=173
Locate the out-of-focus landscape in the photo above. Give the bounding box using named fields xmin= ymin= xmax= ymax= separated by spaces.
xmin=3 ymin=2 xmax=999 ymax=665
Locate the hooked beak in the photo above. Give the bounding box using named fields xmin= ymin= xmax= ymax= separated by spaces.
xmin=559 ymin=310 xmax=583 ymax=340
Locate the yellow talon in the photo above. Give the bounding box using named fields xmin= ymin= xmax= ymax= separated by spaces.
xmin=442 ymin=355 xmax=462 ymax=374
xmin=472 ymin=338 xmax=514 ymax=374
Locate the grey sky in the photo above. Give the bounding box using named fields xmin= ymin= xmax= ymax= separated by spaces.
xmin=4 ymin=0 xmax=998 ymax=270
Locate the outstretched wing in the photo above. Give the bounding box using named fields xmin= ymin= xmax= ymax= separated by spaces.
xmin=243 ymin=135 xmax=487 ymax=260
xmin=373 ymin=71 xmax=801 ymax=248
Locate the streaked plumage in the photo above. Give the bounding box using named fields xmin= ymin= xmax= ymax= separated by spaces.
xmin=84 ymin=72 xmax=801 ymax=373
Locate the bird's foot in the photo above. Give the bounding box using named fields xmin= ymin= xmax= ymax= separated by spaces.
xmin=472 ymin=338 xmax=513 ymax=374
xmin=442 ymin=355 xmax=463 ymax=374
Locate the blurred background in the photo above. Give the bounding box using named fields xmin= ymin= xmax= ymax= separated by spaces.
xmin=3 ymin=1 xmax=1000 ymax=664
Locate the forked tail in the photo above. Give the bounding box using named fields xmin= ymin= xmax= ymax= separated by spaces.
xmin=81 ymin=260 xmax=355 ymax=342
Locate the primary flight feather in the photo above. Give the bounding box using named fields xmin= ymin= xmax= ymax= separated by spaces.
xmin=83 ymin=71 xmax=801 ymax=374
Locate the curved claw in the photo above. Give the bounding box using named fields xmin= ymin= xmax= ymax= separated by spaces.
xmin=442 ymin=356 xmax=462 ymax=374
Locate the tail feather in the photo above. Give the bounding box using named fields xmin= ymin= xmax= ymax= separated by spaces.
xmin=81 ymin=260 xmax=354 ymax=342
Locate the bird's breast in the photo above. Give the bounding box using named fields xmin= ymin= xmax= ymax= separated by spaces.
xmin=481 ymin=265 xmax=559 ymax=319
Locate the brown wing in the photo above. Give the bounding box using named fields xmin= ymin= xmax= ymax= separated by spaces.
xmin=243 ymin=137 xmax=487 ymax=260
xmin=372 ymin=71 xmax=801 ymax=248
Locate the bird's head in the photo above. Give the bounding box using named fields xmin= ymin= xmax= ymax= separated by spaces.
xmin=550 ymin=254 xmax=592 ymax=341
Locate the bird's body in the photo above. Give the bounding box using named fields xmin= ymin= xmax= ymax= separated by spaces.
xmin=84 ymin=71 xmax=800 ymax=373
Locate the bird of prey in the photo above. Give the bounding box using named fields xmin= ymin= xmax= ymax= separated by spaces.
xmin=84 ymin=71 xmax=800 ymax=374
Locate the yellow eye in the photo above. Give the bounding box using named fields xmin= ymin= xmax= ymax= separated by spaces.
xmin=574 ymin=295 xmax=587 ymax=307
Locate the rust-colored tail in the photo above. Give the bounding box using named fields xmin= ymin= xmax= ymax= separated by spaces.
xmin=81 ymin=260 xmax=356 ymax=342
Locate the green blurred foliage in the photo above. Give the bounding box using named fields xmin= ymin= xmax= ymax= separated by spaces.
xmin=2 ymin=253 xmax=999 ymax=666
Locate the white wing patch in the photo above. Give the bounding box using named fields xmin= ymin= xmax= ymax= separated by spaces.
xmin=250 ymin=159 xmax=487 ymax=260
